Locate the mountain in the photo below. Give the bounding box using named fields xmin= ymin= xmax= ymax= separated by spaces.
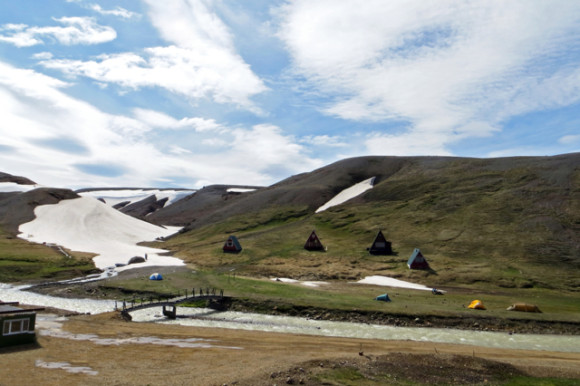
xmin=1 ymin=153 xmax=579 ymax=289
xmin=154 ymin=153 xmax=580 ymax=289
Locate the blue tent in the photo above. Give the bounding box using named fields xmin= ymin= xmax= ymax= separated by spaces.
xmin=375 ymin=293 xmax=391 ymax=302
xmin=149 ymin=273 xmax=163 ymax=281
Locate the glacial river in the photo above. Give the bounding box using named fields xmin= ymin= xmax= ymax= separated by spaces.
xmin=1 ymin=282 xmax=578 ymax=353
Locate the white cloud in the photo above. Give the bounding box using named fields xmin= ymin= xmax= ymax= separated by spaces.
xmin=364 ymin=132 xmax=453 ymax=157
xmin=89 ymin=4 xmax=139 ymax=19
xmin=0 ymin=17 xmax=116 ymax=47
xmin=31 ymin=51 xmax=54 ymax=60
xmin=133 ymin=108 xmax=222 ymax=132
xmin=300 ymin=135 xmax=348 ymax=147
xmin=37 ymin=0 xmax=267 ymax=112
xmin=276 ymin=0 xmax=580 ymax=155
xmin=0 ymin=61 xmax=318 ymax=188
xmin=559 ymin=135 xmax=580 ymax=145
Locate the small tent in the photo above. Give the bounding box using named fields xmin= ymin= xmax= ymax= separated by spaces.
xmin=367 ymin=230 xmax=393 ymax=255
xmin=304 ymin=230 xmax=325 ymax=251
xmin=223 ymin=235 xmax=242 ymax=253
xmin=407 ymin=248 xmax=430 ymax=270
xmin=375 ymin=293 xmax=391 ymax=302
xmin=468 ymin=300 xmax=486 ymax=310
xmin=149 ymin=273 xmax=163 ymax=281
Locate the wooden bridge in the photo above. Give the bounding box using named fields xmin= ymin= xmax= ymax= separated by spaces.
xmin=117 ymin=288 xmax=225 ymax=319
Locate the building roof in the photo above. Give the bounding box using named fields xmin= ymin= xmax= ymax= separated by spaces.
xmin=0 ymin=302 xmax=43 ymax=315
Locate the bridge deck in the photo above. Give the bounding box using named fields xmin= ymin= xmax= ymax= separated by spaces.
xmin=118 ymin=288 xmax=224 ymax=314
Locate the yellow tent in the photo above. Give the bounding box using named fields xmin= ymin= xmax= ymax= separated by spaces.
xmin=468 ymin=300 xmax=486 ymax=310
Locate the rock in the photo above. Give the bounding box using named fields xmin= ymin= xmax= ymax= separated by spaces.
xmin=128 ymin=256 xmax=146 ymax=265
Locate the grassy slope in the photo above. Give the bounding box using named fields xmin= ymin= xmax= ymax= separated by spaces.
xmin=130 ymin=155 xmax=580 ymax=324
xmin=161 ymin=155 xmax=580 ymax=290
xmin=2 ymin=155 xmax=578 ymax=325
xmin=0 ymin=228 xmax=97 ymax=282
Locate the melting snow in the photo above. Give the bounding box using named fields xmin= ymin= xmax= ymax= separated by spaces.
xmin=271 ymin=278 xmax=329 ymax=287
xmin=35 ymin=360 xmax=98 ymax=376
xmin=315 ymin=177 xmax=375 ymax=213
xmin=36 ymin=315 xmax=241 ymax=350
xmin=226 ymin=188 xmax=256 ymax=193
xmin=0 ymin=182 xmax=39 ymax=193
xmin=18 ymin=196 xmax=183 ymax=270
xmin=357 ymin=275 xmax=432 ymax=291
xmin=79 ymin=188 xmax=195 ymax=208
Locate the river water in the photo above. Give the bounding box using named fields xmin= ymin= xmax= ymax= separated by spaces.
xmin=1 ymin=282 xmax=578 ymax=353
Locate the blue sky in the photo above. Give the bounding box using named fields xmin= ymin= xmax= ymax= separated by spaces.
xmin=0 ymin=0 xmax=579 ymax=189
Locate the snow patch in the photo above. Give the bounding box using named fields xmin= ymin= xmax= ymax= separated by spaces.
xmin=0 ymin=182 xmax=39 ymax=193
xmin=357 ymin=275 xmax=431 ymax=291
xmin=272 ymin=277 xmax=329 ymax=287
xmin=316 ymin=177 xmax=375 ymax=213
xmin=35 ymin=360 xmax=98 ymax=376
xmin=79 ymin=188 xmax=195 ymax=208
xmin=18 ymin=196 xmax=183 ymax=270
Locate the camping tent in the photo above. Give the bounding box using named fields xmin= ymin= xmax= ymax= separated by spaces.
xmin=304 ymin=230 xmax=325 ymax=251
xmin=507 ymin=303 xmax=542 ymax=313
xmin=223 ymin=235 xmax=242 ymax=253
xmin=368 ymin=230 xmax=393 ymax=255
xmin=375 ymin=293 xmax=391 ymax=302
xmin=407 ymin=248 xmax=430 ymax=270
xmin=468 ymin=300 xmax=486 ymax=310
xmin=149 ymin=273 xmax=163 ymax=281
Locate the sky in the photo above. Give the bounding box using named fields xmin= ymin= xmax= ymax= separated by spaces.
xmin=0 ymin=0 xmax=579 ymax=189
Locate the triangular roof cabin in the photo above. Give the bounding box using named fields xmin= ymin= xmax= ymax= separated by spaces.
xmin=223 ymin=235 xmax=242 ymax=253
xmin=407 ymin=248 xmax=430 ymax=269
xmin=368 ymin=230 xmax=393 ymax=255
xmin=304 ymin=230 xmax=325 ymax=251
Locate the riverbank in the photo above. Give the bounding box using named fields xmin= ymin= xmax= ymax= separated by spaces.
xmin=23 ymin=278 xmax=580 ymax=336
xmin=225 ymin=298 xmax=580 ymax=336
xmin=2 ymin=310 xmax=580 ymax=385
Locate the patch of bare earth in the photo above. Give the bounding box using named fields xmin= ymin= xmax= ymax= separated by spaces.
xmin=1 ymin=311 xmax=579 ymax=385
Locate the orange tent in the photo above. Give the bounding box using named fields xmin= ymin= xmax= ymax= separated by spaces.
xmin=468 ymin=300 xmax=486 ymax=310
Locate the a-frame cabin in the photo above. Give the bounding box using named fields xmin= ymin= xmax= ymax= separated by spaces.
xmin=367 ymin=230 xmax=393 ymax=255
xmin=304 ymin=230 xmax=325 ymax=251
xmin=223 ymin=235 xmax=242 ymax=253
xmin=407 ymin=248 xmax=430 ymax=269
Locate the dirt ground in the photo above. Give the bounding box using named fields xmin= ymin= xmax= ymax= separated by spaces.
xmin=1 ymin=311 xmax=579 ymax=386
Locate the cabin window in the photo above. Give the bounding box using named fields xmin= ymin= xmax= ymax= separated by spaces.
xmin=2 ymin=319 xmax=30 ymax=335
xmin=375 ymin=242 xmax=386 ymax=248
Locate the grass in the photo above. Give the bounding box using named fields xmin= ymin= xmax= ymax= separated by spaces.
xmin=105 ymin=269 xmax=580 ymax=325
xmin=0 ymin=228 xmax=96 ymax=282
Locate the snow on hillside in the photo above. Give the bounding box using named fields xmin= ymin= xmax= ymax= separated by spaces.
xmin=227 ymin=188 xmax=256 ymax=193
xmin=315 ymin=177 xmax=375 ymax=213
xmin=357 ymin=275 xmax=432 ymax=291
xmin=0 ymin=182 xmax=40 ymax=193
xmin=18 ymin=196 xmax=183 ymax=270
xmin=79 ymin=188 xmax=195 ymax=208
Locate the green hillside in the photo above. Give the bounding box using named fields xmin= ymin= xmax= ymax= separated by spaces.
xmin=161 ymin=154 xmax=580 ymax=292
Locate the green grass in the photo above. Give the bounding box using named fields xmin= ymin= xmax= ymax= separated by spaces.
xmin=0 ymin=228 xmax=97 ymax=282
xmin=105 ymin=269 xmax=580 ymax=324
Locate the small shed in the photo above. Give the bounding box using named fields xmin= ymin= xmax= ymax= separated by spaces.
xmin=367 ymin=230 xmax=393 ymax=255
xmin=304 ymin=230 xmax=325 ymax=251
xmin=407 ymin=248 xmax=430 ymax=270
xmin=223 ymin=235 xmax=242 ymax=253
xmin=1 ymin=302 xmax=43 ymax=348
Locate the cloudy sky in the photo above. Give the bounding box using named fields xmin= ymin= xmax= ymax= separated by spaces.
xmin=1 ymin=0 xmax=579 ymax=189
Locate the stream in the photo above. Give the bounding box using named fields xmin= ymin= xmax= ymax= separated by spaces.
xmin=1 ymin=282 xmax=579 ymax=353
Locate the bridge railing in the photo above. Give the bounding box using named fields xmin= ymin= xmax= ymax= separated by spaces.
xmin=117 ymin=288 xmax=224 ymax=311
